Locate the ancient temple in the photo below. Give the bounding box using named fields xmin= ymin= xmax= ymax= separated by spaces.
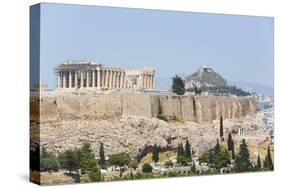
xmin=56 ymin=61 xmax=155 ymax=90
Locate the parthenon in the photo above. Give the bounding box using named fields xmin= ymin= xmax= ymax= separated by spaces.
xmin=56 ymin=61 xmax=155 ymax=90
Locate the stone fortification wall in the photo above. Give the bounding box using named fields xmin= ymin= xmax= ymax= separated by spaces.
xmin=33 ymin=93 xmax=256 ymax=123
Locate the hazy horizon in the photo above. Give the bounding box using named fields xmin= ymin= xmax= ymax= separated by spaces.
xmin=36 ymin=3 xmax=274 ymax=90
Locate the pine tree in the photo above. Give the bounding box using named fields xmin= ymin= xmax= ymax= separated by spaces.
xmin=208 ymin=150 xmax=214 ymax=164
xmin=231 ymin=144 xmax=235 ymax=159
xmin=234 ymin=139 xmax=251 ymax=172
xmin=172 ymin=75 xmax=185 ymax=95
xmin=79 ymin=142 xmax=96 ymax=174
xmin=152 ymin=144 xmax=159 ymax=163
xmin=256 ymin=154 xmax=261 ymax=171
xmin=177 ymin=143 xmax=186 ymax=164
xmin=99 ymin=142 xmax=105 ymax=169
xmin=227 ymin=132 xmax=233 ymax=151
xmin=185 ymin=138 xmax=191 ymax=159
xmin=214 ymin=139 xmax=221 ymax=155
xmin=263 ymin=146 xmax=273 ymax=170
xmin=220 ymin=116 xmax=224 ymax=139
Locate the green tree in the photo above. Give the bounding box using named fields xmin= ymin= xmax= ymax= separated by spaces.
xmin=58 ymin=149 xmax=80 ymax=173
xmin=234 ymin=139 xmax=251 ymax=172
xmin=152 ymin=144 xmax=159 ymax=163
xmin=108 ymin=153 xmax=131 ymax=168
xmin=177 ymin=143 xmax=185 ymax=164
xmin=40 ymin=147 xmax=60 ymax=172
xmin=208 ymin=150 xmax=215 ymax=164
xmin=40 ymin=157 xmax=60 ymax=172
xmin=256 ymin=154 xmax=261 ymax=171
xmin=263 ymin=146 xmax=274 ymax=170
xmin=231 ymin=145 xmax=235 ymax=159
xmin=172 ymin=75 xmax=185 ymax=95
xmin=194 ymin=86 xmax=202 ymax=95
xmin=179 ymin=143 xmax=185 ymax=156
xmin=177 ymin=155 xmax=188 ymax=166
xmin=185 ymin=138 xmax=192 ymax=159
xmin=214 ymin=139 xmax=221 ymax=155
xmin=227 ymin=132 xmax=233 ymax=151
xmin=79 ymin=142 xmax=96 ymax=174
xmin=88 ymin=167 xmax=102 ymax=182
xmin=142 ymin=163 xmax=153 ymax=173
xmin=99 ymin=142 xmax=106 ymax=169
xmin=220 ymin=116 xmax=224 ymax=139
xmin=213 ymin=149 xmax=231 ymax=170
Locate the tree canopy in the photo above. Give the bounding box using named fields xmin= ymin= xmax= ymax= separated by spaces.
xmin=172 ymin=75 xmax=185 ymax=95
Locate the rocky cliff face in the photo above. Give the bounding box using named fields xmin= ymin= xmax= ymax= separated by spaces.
xmin=32 ymin=114 xmax=270 ymax=160
xmin=30 ymin=92 xmax=264 ymax=160
xmin=31 ymin=93 xmax=256 ymax=124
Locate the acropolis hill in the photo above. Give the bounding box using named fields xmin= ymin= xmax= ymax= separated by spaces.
xmin=30 ymin=63 xmax=271 ymax=163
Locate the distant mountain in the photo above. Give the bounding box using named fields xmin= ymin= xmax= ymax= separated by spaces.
xmin=228 ymin=80 xmax=273 ymax=97
xmin=185 ymin=66 xmax=227 ymax=89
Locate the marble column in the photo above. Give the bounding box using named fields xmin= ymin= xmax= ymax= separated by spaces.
xmin=69 ymin=70 xmax=72 ymax=88
xmin=109 ymin=70 xmax=113 ymax=88
xmin=57 ymin=71 xmax=61 ymax=88
xmin=100 ymin=69 xmax=104 ymax=88
xmin=81 ymin=71 xmax=84 ymax=88
xmin=120 ymin=72 xmax=124 ymax=88
xmin=92 ymin=70 xmax=96 ymax=87
xmin=86 ymin=70 xmax=90 ymax=87
xmin=110 ymin=71 xmax=113 ymax=88
xmin=102 ymin=70 xmax=106 ymax=88
xmin=97 ymin=67 xmax=100 ymax=88
xmin=111 ymin=71 xmax=115 ymax=88
xmin=116 ymin=71 xmax=119 ymax=88
xmin=104 ymin=70 xmax=108 ymax=88
xmin=74 ymin=70 xmax=78 ymax=88
xmin=148 ymin=74 xmax=151 ymax=89
xmin=62 ymin=71 xmax=66 ymax=88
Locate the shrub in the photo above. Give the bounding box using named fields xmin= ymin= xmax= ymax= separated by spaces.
xmin=129 ymin=160 xmax=138 ymax=170
xmin=40 ymin=157 xmax=60 ymax=172
xmin=157 ymin=114 xmax=168 ymax=122
xmin=164 ymin=160 xmax=173 ymax=168
xmin=142 ymin=163 xmax=153 ymax=173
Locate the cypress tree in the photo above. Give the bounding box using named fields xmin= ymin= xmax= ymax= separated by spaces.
xmin=99 ymin=142 xmax=105 ymax=168
xmin=220 ymin=116 xmax=224 ymax=139
xmin=177 ymin=143 xmax=185 ymax=164
xmin=234 ymin=139 xmax=251 ymax=172
xmin=227 ymin=132 xmax=233 ymax=151
xmin=185 ymin=138 xmax=191 ymax=159
xmin=264 ymin=146 xmax=273 ymax=170
xmin=179 ymin=143 xmax=184 ymax=156
xmin=214 ymin=139 xmax=221 ymax=155
xmin=152 ymin=144 xmax=159 ymax=163
xmin=256 ymin=154 xmax=261 ymax=171
xmin=231 ymin=143 xmax=235 ymax=159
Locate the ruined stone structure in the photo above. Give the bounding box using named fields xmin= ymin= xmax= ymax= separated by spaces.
xmin=56 ymin=61 xmax=155 ymax=90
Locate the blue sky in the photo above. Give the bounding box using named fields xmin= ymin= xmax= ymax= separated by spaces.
xmin=38 ymin=3 xmax=274 ymax=90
